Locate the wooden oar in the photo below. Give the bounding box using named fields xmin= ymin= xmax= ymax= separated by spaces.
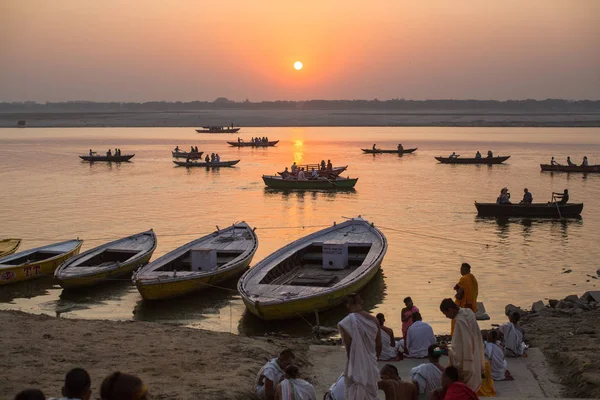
xmin=551 ymin=194 xmax=563 ymax=219
xmin=324 ymin=177 xmax=338 ymax=188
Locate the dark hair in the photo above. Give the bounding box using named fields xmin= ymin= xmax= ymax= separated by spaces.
xmin=279 ymin=349 xmax=296 ymax=360
xmin=347 ymin=293 xmax=361 ymax=304
xmin=412 ymin=311 xmax=422 ymax=322
xmin=403 ymin=296 xmax=412 ymax=304
xmin=444 ymin=366 xmax=460 ymax=382
xmin=14 ymin=390 xmax=45 ymax=400
xmin=510 ymin=312 xmax=520 ymax=323
xmin=440 ymin=298 xmax=458 ymax=312
xmin=382 ymin=364 xmax=399 ymax=377
xmin=64 ymin=368 xmax=91 ymax=398
xmin=376 ymin=313 xmax=384 ymax=322
xmin=285 ymin=365 xmax=299 ymax=379
xmin=489 ymin=329 xmax=499 ymax=341
xmin=461 ymin=263 xmax=471 ymax=272
xmin=428 ymin=344 xmax=441 ymax=360
xmin=100 ymin=372 xmax=144 ymax=400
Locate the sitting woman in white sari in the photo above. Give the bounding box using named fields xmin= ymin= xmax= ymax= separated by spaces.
xmin=376 ymin=313 xmax=403 ymax=361
xmin=276 ymin=365 xmax=317 ymax=400
xmin=410 ymin=344 xmax=444 ymax=398
xmin=499 ymin=312 xmax=528 ymax=357
xmin=484 ymin=330 xmax=513 ymax=381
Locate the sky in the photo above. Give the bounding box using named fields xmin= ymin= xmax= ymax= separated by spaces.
xmin=1 ymin=0 xmax=599 ymax=102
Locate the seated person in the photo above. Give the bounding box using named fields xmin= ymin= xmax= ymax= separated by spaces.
xmin=449 ymin=152 xmax=458 ymax=158
xmin=553 ymin=189 xmax=569 ymax=205
xmin=496 ymin=188 xmax=511 ymax=204
xmin=297 ymin=168 xmax=307 ymax=180
xmin=323 ymin=374 xmax=344 ymax=400
xmin=373 ymin=144 xmax=377 ymax=150
xmin=275 ymin=365 xmax=316 ymax=400
xmin=410 ymin=344 xmax=445 ymax=398
xmin=498 ymin=312 xmax=527 ymax=357
xmin=49 ymin=368 xmax=91 ymax=400
xmin=582 ymin=156 xmax=589 ymax=166
xmin=256 ymin=349 xmax=295 ymax=400
xmin=487 ymin=150 xmax=493 ymax=158
xmin=475 ymin=151 xmax=482 ymax=159
xmin=281 ymin=167 xmax=290 ymax=179
xmin=397 ymin=144 xmax=404 ymax=152
xmin=376 ymin=313 xmax=403 ymax=361
xmin=405 ymin=312 xmax=437 ymax=358
xmin=378 ymin=364 xmax=418 ymax=400
xmin=310 ymin=168 xmax=318 ymax=179
xmin=550 ymin=156 xmax=557 ymax=165
xmin=431 ymin=366 xmax=479 ymax=400
xmin=567 ymin=156 xmax=575 ymax=166
xmin=484 ymin=330 xmax=512 ymax=381
xmin=519 ymin=188 xmax=533 ymax=204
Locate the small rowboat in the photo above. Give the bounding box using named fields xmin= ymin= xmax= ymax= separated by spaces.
xmin=172 ymin=151 xmax=204 ymax=159
xmin=435 ymin=156 xmax=510 ymax=164
xmin=277 ymin=165 xmax=348 ymax=178
xmin=361 ymin=148 xmax=417 ymax=154
xmin=0 ymin=239 xmax=21 ymax=258
xmin=80 ymin=154 xmax=135 ymax=162
xmin=227 ymin=140 xmax=279 ymax=147
xmin=134 ymin=222 xmax=258 ymax=300
xmin=540 ymin=164 xmax=600 ymax=173
xmin=0 ymin=240 xmax=83 ymax=285
xmin=173 ymin=160 xmax=240 ymax=168
xmin=474 ymin=202 xmax=583 ymax=218
xmin=262 ymin=175 xmax=358 ymax=190
xmin=238 ymin=216 xmax=387 ymax=320
xmin=196 ymin=126 xmax=240 ymax=133
xmin=55 ymin=230 xmax=157 ymax=289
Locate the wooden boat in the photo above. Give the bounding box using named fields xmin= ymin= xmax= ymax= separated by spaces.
xmin=0 ymin=240 xmax=83 ymax=285
xmin=134 ymin=222 xmax=258 ymax=300
xmin=238 ymin=216 xmax=387 ymax=320
xmin=172 ymin=151 xmax=204 ymax=159
xmin=0 ymin=239 xmax=21 ymax=258
xmin=435 ymin=156 xmax=510 ymax=164
xmin=361 ymin=148 xmax=417 ymax=154
xmin=55 ymin=230 xmax=157 ymax=289
xmin=227 ymin=140 xmax=279 ymax=147
xmin=173 ymin=160 xmax=240 ymax=168
xmin=474 ymin=202 xmax=583 ymax=218
xmin=196 ymin=126 xmax=240 ymax=133
xmin=540 ymin=164 xmax=600 ymax=173
xmin=262 ymin=175 xmax=358 ymax=189
xmin=80 ymin=154 xmax=135 ymax=162
xmin=277 ymin=165 xmax=348 ymax=178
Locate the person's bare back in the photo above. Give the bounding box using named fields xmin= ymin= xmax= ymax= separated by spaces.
xmin=378 ymin=378 xmax=418 ymax=400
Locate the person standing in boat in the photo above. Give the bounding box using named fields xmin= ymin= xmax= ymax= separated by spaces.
xmin=553 ymin=189 xmax=569 ymax=205
xmin=475 ymin=151 xmax=482 ymax=159
xmin=291 ymin=162 xmax=297 ymax=174
xmin=397 ymin=144 xmax=404 ymax=152
xmin=205 ymin=154 xmax=210 ymax=163
xmin=519 ymin=188 xmax=533 ymax=204
xmin=567 ymin=156 xmax=575 ymax=166
xmin=496 ymin=188 xmax=511 ymax=204
xmin=327 ymin=160 xmax=333 ymax=171
xmin=174 ymin=146 xmax=179 ymax=152
xmin=487 ymin=150 xmax=493 ymax=158
xmin=320 ymin=160 xmax=326 ymax=171
xmin=582 ymin=156 xmax=589 ymax=166
xmin=89 ymin=149 xmax=93 ymax=156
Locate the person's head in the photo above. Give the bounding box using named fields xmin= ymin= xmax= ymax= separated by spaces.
xmin=278 ymin=349 xmax=296 ymax=368
xmin=100 ymin=372 xmax=147 ymax=400
xmin=568 ymin=156 xmax=571 ymax=159
xmin=284 ymin=365 xmax=299 ymax=380
xmin=403 ymin=296 xmax=413 ymax=308
xmin=460 ymin=262 xmax=471 ymax=276
xmin=440 ymin=298 xmax=459 ymax=319
xmin=346 ymin=293 xmax=363 ymax=311
xmin=427 ymin=344 xmax=442 ymax=363
xmin=284 ymin=167 xmax=288 ymax=171
xmin=509 ymin=311 xmax=520 ymax=324
xmin=376 ymin=313 xmax=385 ymax=326
xmin=564 ymin=189 xmax=568 ymax=194
xmin=486 ymin=329 xmax=499 ymax=343
xmin=14 ymin=389 xmax=45 ymax=400
xmin=524 ymin=188 xmax=528 ymax=193
xmin=442 ymin=366 xmax=460 ymax=389
xmin=293 ymin=162 xmax=296 ymax=165
xmin=380 ymin=364 xmax=400 ymax=380
xmin=412 ymin=311 xmax=422 ymax=322
xmin=62 ymin=368 xmax=91 ymax=400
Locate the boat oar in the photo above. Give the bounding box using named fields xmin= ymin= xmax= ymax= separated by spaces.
xmin=551 ymin=194 xmax=563 ymax=219
xmin=325 ymin=177 xmax=338 ymax=188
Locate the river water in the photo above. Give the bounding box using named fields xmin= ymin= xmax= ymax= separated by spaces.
xmin=1 ymin=127 xmax=599 ymax=336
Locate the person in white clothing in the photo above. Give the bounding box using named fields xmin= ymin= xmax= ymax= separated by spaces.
xmin=338 ymin=293 xmax=382 ymax=400
xmin=324 ymin=375 xmax=345 ymax=400
xmin=275 ymin=365 xmax=317 ymax=400
xmin=410 ymin=344 xmax=445 ymax=398
xmin=297 ymin=168 xmax=307 ymax=180
xmin=376 ymin=313 xmax=403 ymax=361
xmin=405 ymin=312 xmax=436 ymax=358
xmin=257 ymin=349 xmax=296 ymax=400
xmin=499 ymin=312 xmax=528 ymax=357
xmin=484 ymin=330 xmax=512 ymax=381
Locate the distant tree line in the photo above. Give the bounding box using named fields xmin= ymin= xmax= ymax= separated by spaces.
xmin=1 ymin=98 xmax=599 ymax=112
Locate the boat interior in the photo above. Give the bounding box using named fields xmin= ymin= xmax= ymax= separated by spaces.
xmin=156 ymin=249 xmax=245 ymax=272
xmin=259 ymin=242 xmax=372 ymax=288
xmin=76 ymin=249 xmax=141 ymax=267
xmin=1 ymin=250 xmax=64 ymax=265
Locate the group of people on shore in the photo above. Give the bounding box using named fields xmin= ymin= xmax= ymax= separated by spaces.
xmin=550 ymin=156 xmax=590 ymax=166
xmin=14 ymin=368 xmax=147 ymax=400
xmin=496 ymin=187 xmax=569 ymax=205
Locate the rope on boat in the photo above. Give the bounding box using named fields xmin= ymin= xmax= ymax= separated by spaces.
xmin=378 ymin=225 xmax=497 ymax=248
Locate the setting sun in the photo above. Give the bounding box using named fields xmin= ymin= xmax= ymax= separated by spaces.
xmin=294 ymin=61 xmax=303 ymax=71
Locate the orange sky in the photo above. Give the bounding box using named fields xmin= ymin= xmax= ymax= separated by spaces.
xmin=1 ymin=0 xmax=599 ymax=101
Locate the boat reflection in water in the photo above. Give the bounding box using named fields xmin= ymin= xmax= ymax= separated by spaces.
xmin=0 ymin=276 xmax=56 ymax=303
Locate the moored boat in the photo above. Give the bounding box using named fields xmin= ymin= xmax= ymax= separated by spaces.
xmin=55 ymin=230 xmax=157 ymax=289
xmin=0 ymin=239 xmax=21 ymax=258
xmin=173 ymin=160 xmax=240 ymax=168
xmin=361 ymin=148 xmax=417 ymax=154
xmin=134 ymin=222 xmax=258 ymax=300
xmin=227 ymin=140 xmax=279 ymax=147
xmin=435 ymin=156 xmax=510 ymax=164
xmin=262 ymin=175 xmax=358 ymax=190
xmin=238 ymin=216 xmax=387 ymax=320
xmin=80 ymin=154 xmax=135 ymax=162
xmin=196 ymin=126 xmax=240 ymax=133
xmin=277 ymin=165 xmax=348 ymax=178
xmin=0 ymin=240 xmax=83 ymax=285
xmin=540 ymin=164 xmax=600 ymax=173
xmin=172 ymin=151 xmax=204 ymax=159
xmin=474 ymin=202 xmax=583 ymax=218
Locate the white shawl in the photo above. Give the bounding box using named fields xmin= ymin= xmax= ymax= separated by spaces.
xmin=410 ymin=363 xmax=443 ymax=397
xmin=280 ymin=378 xmax=317 ymax=400
xmin=500 ymin=322 xmax=526 ymax=357
xmin=256 ymin=358 xmax=285 ymax=399
xmin=450 ymin=308 xmax=485 ymax=392
xmin=379 ymin=329 xmax=400 ymax=360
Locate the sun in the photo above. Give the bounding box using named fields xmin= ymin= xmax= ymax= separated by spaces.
xmin=294 ymin=61 xmax=303 ymax=71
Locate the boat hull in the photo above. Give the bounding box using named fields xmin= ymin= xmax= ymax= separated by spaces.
xmin=262 ymin=176 xmax=358 ymax=189
xmin=0 ymin=239 xmax=21 ymax=258
xmin=173 ymin=160 xmax=240 ymax=167
xmin=435 ymin=156 xmax=510 ymax=164
xmin=196 ymin=128 xmax=240 ymax=133
xmin=227 ymin=140 xmax=279 ymax=147
xmin=540 ymin=164 xmax=600 ymax=173
xmin=0 ymin=241 xmax=83 ymax=285
xmin=172 ymin=151 xmax=203 ymax=159
xmin=80 ymin=155 xmax=135 ymax=162
xmin=361 ymin=148 xmax=417 ymax=154
xmin=475 ymin=202 xmax=583 ymax=218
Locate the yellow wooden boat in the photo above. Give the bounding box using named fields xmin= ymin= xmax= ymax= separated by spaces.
xmin=238 ymin=216 xmax=387 ymax=320
xmin=0 ymin=239 xmax=21 ymax=258
xmin=134 ymin=222 xmax=258 ymax=300
xmin=55 ymin=230 xmax=157 ymax=289
xmin=0 ymin=239 xmax=83 ymax=285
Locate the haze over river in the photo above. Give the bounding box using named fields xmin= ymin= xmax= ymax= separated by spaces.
xmin=1 ymin=127 xmax=599 ymax=336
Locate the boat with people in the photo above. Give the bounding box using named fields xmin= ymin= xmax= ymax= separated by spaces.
xmin=55 ymin=230 xmax=157 ymax=289
xmin=277 ymin=164 xmax=348 ymax=178
xmin=172 ymin=146 xmax=204 ymax=159
xmin=540 ymin=164 xmax=600 ymax=173
xmin=196 ymin=125 xmax=240 ymax=133
xmin=227 ymin=139 xmax=279 ymax=147
xmin=80 ymin=154 xmax=135 ymax=162
xmin=238 ymin=216 xmax=387 ymax=320
xmin=133 ymin=222 xmax=258 ymax=300
xmin=262 ymin=175 xmax=358 ymax=189
xmin=361 ymin=147 xmax=417 ymax=154
xmin=474 ymin=202 xmax=583 ymax=218
xmin=0 ymin=239 xmax=83 ymax=285
xmin=435 ymin=155 xmax=510 ymax=164
xmin=0 ymin=239 xmax=21 ymax=258
xmin=173 ymin=160 xmax=240 ymax=168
